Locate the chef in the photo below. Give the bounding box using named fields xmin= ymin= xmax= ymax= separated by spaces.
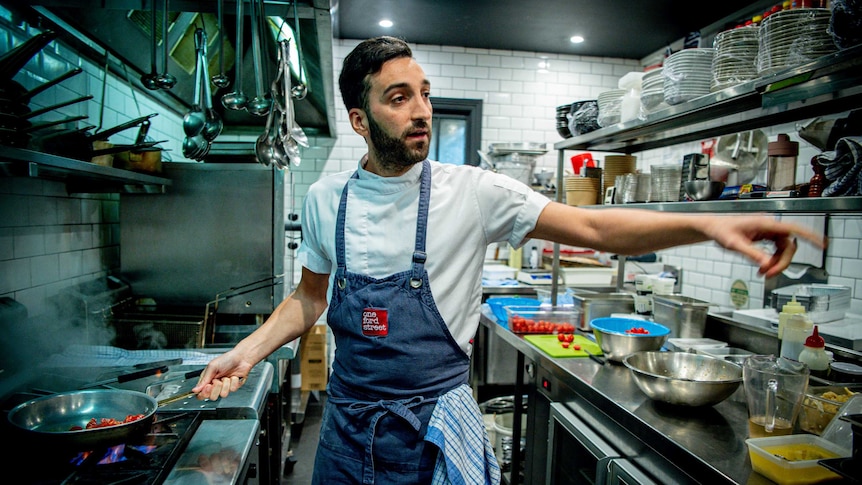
xmin=193 ymin=36 xmax=825 ymax=484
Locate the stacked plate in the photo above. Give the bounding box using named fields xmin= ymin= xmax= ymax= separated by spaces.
xmin=556 ymin=104 xmax=573 ymax=138
xmin=711 ymin=26 xmax=759 ymax=92
xmin=663 ymin=48 xmax=715 ymax=105
xmin=603 ymin=154 xmax=637 ymax=199
xmin=640 ymin=68 xmax=665 ymax=113
xmin=649 ymin=164 xmax=683 ymax=202
xmin=756 ymin=8 xmax=837 ymax=77
xmin=597 ymin=89 xmax=626 ymax=127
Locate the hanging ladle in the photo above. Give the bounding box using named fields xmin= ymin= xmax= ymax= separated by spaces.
xmin=221 ymin=0 xmax=247 ymax=110
xmin=141 ymin=0 xmax=160 ymax=90
xmin=182 ymin=31 xmax=206 ymax=138
xmin=289 ymin=0 xmax=307 ymax=100
xmin=211 ymin=0 xmax=230 ymax=89
xmin=156 ymin=0 xmax=177 ymax=89
xmin=246 ymin=0 xmax=271 ymax=116
xmin=199 ymin=30 xmax=223 ymax=142
xmin=280 ymin=40 xmax=308 ymax=149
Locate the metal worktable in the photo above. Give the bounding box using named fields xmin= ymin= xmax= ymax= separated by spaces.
xmin=479 ymin=309 xmax=775 ymax=485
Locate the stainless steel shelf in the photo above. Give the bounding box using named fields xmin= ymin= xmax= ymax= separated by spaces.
xmin=581 ymin=196 xmax=862 ymax=213
xmin=0 ymin=146 xmax=171 ymax=193
xmin=555 ymin=45 xmax=862 ymax=154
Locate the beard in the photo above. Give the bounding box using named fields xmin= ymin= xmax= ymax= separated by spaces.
xmin=367 ymin=113 xmax=430 ymax=173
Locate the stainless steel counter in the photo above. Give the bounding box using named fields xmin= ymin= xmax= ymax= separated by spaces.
xmin=480 ymin=310 xmax=774 ymax=485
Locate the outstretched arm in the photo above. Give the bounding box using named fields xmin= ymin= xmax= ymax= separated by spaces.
xmin=528 ymin=201 xmax=826 ymax=278
xmin=192 ymin=267 xmax=330 ymax=400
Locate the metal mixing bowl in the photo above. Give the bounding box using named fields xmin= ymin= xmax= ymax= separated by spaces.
xmin=624 ymin=351 xmax=743 ymax=407
xmin=590 ymin=317 xmax=670 ymax=363
xmin=684 ymin=180 xmax=726 ymax=201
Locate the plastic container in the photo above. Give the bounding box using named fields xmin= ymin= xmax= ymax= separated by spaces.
xmin=800 ymin=385 xmax=861 ymax=435
xmin=745 ymin=434 xmax=849 ymax=484
xmin=505 ymin=306 xmax=580 ymax=334
xmin=485 ymin=297 xmax=541 ymax=323
xmin=798 ymin=326 xmax=830 ymax=378
xmin=767 ymin=133 xmax=799 ymax=190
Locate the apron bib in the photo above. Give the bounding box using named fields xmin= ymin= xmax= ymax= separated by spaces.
xmin=312 ymin=160 xmax=471 ymax=484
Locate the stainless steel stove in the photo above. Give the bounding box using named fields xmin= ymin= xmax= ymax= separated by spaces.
xmin=0 ymin=355 xmax=274 ymax=485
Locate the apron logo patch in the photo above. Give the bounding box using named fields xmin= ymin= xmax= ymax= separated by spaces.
xmin=362 ymin=308 xmax=388 ymax=336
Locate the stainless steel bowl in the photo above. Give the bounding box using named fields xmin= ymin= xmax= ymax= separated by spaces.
xmin=624 ymin=351 xmax=743 ymax=407
xmin=684 ymin=180 xmax=726 ymax=201
xmin=590 ymin=317 xmax=669 ymax=363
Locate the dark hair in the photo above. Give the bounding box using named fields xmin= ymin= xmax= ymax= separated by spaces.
xmin=339 ymin=36 xmax=413 ymax=112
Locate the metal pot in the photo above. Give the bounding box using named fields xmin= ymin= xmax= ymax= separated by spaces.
xmin=6 ymin=389 xmax=158 ymax=450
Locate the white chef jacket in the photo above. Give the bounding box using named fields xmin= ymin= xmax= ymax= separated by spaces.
xmin=297 ymin=159 xmax=551 ymax=354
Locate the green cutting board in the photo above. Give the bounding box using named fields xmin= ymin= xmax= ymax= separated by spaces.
xmin=524 ymin=334 xmax=603 ymax=358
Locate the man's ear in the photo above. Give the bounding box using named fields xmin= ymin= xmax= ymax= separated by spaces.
xmin=349 ymin=108 xmax=368 ymax=137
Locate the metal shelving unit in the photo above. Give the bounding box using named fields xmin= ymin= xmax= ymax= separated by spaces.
xmin=550 ymin=45 xmax=862 ymax=293
xmin=0 ymin=146 xmax=171 ymax=193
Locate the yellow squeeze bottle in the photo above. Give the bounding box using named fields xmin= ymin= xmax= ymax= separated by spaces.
xmin=777 ymin=295 xmax=806 ymax=354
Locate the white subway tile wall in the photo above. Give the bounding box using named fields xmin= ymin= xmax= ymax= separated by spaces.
xmin=1 ymin=19 xmax=860 ymax=321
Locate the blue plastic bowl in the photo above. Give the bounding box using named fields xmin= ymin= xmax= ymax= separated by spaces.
xmin=589 ymin=317 xmax=670 ymax=362
xmin=486 ymin=297 xmax=541 ymax=323
xmin=589 ymin=317 xmax=670 ymax=336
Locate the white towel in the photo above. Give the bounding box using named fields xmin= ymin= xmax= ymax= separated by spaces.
xmin=425 ymin=384 xmax=501 ymax=485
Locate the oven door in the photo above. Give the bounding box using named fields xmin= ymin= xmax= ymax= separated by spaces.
xmin=604 ymin=458 xmax=659 ymax=485
xmin=547 ymin=402 xmax=621 ymax=484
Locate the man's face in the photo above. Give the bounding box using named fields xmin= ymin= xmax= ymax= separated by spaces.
xmin=356 ymin=57 xmax=433 ymax=173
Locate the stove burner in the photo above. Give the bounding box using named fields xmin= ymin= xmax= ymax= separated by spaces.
xmin=1 ymin=411 xmax=201 ymax=485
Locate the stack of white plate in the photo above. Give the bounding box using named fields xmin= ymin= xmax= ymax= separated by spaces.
xmin=711 ymin=26 xmax=759 ymax=92
xmin=756 ymin=8 xmax=837 ymax=77
xmin=640 ymin=68 xmax=665 ymax=113
xmin=597 ymin=89 xmax=626 ymax=127
xmin=663 ymin=48 xmax=715 ymax=105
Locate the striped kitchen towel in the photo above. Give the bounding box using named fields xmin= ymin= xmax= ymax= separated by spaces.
xmin=426 ymin=384 xmax=501 ymax=485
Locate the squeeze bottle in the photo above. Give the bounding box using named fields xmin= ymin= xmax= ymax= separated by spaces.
xmin=776 ymin=295 xmax=806 ymax=354
xmin=780 ymin=313 xmax=813 ymax=362
xmin=798 ymin=325 xmax=830 ymax=378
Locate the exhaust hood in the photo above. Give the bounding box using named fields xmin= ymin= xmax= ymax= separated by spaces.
xmin=12 ymin=1 xmax=337 ymax=148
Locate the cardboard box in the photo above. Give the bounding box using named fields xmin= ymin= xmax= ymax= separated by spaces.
xmin=300 ymin=325 xmax=328 ymax=391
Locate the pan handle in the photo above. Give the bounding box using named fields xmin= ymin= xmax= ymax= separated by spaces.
xmin=21 ymin=95 xmax=94 ymax=120
xmin=22 ymin=67 xmax=83 ymax=100
xmin=91 ymin=113 xmax=158 ymax=141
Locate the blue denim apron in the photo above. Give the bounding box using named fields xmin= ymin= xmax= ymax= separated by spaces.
xmin=312 ymin=160 xmax=471 ymax=484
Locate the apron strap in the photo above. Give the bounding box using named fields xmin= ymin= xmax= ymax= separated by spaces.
xmin=329 ymin=394 xmax=437 ymax=483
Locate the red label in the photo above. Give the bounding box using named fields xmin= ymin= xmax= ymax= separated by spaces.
xmin=362 ymin=308 xmax=388 ymax=336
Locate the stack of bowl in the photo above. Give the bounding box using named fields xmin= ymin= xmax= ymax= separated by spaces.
xmin=663 ymin=48 xmax=715 ymax=105
xmin=564 ymin=176 xmax=601 ymax=206
xmin=590 ymin=317 xmax=670 ymax=363
xmin=640 ymin=68 xmax=666 ymax=114
xmin=756 ymin=7 xmax=837 ymax=77
xmin=711 ymin=26 xmax=759 ymax=92
xmin=597 ymin=89 xmax=626 ymax=127
xmin=603 ymin=154 xmax=637 ymax=201
xmin=569 ymin=100 xmax=601 ymax=136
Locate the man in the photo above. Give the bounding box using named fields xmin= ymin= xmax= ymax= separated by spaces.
xmin=193 ymin=36 xmax=824 ymax=484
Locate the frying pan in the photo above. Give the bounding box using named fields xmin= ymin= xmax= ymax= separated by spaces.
xmin=6 ymin=389 xmax=158 ymax=450
xmin=0 ymin=30 xmax=58 ymax=81
xmin=0 ymin=67 xmax=84 ymax=105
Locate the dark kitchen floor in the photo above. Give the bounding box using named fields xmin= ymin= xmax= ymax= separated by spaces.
xmin=282 ymin=390 xmax=324 ymax=485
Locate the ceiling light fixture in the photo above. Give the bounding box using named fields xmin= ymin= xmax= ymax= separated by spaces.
xmin=379 ymin=19 xmax=394 ymax=28
xmin=570 ymin=35 xmax=585 ymax=44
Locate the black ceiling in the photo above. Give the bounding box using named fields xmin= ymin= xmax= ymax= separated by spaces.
xmin=334 ymin=0 xmax=776 ymax=59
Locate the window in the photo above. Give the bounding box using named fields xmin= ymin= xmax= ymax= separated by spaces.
xmin=429 ymin=98 xmax=482 ymax=166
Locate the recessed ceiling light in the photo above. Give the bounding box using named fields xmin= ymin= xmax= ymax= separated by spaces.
xmin=570 ymin=35 xmax=585 ymax=44
xmin=379 ymin=19 xmax=394 ymax=28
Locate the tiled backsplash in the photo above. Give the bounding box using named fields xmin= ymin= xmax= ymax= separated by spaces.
xmin=2 ymin=19 xmax=860 ymax=322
